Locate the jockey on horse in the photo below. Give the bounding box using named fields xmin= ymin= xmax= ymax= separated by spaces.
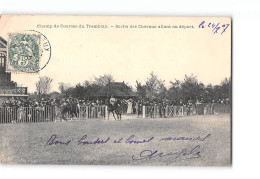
xmin=60 ymin=98 xmax=79 ymax=120
xmin=107 ymin=96 xmax=122 ymax=120
xmin=107 ymin=96 xmax=117 ymax=120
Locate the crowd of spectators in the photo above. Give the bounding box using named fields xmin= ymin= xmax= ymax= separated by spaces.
xmin=0 ymin=96 xmax=231 ymax=123
xmin=1 ymin=96 xmax=230 ymax=113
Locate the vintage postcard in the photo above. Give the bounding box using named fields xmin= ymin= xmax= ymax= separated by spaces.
xmin=0 ymin=15 xmax=231 ymax=166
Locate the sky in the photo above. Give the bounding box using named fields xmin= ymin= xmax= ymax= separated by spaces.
xmin=0 ymin=16 xmax=231 ymax=93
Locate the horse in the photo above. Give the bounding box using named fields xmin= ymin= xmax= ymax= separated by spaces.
xmin=107 ymin=102 xmax=117 ymax=120
xmin=60 ymin=102 xmax=72 ymax=120
xmin=114 ymin=101 xmax=123 ymax=120
xmin=59 ymin=101 xmax=80 ymax=121
xmin=107 ymin=99 xmax=124 ymax=120
xmin=70 ymin=102 xmax=79 ymax=118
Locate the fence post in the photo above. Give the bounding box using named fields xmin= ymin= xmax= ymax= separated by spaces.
xmin=97 ymin=106 xmax=100 ymax=118
xmin=167 ymin=105 xmax=169 ymax=117
xmin=84 ymin=106 xmax=87 ymax=119
xmin=105 ymin=105 xmax=108 ymax=119
xmin=142 ymin=106 xmax=146 ymax=118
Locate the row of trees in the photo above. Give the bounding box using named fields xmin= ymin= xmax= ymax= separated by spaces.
xmin=34 ymin=72 xmax=231 ymax=102
xmin=136 ymin=72 xmax=231 ymax=102
xmin=34 ymin=74 xmax=115 ymax=99
xmin=57 ymin=74 xmax=115 ymax=99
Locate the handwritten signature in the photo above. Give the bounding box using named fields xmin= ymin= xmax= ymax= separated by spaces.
xmin=132 ymin=145 xmax=201 ymax=161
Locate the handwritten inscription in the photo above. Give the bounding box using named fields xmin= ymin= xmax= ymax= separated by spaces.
xmin=160 ymin=134 xmax=211 ymax=142
xmin=125 ymin=135 xmax=154 ymax=144
xmin=44 ymin=134 xmax=210 ymax=162
xmin=45 ymin=134 xmax=71 ymax=146
xmin=78 ymin=135 xmax=110 ymax=145
xmin=45 ymin=134 xmax=210 ymax=146
xmin=199 ymin=21 xmax=230 ymax=35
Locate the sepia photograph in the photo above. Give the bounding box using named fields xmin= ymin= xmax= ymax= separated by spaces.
xmin=0 ymin=15 xmax=231 ymax=166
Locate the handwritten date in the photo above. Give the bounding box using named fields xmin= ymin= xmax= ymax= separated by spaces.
xmin=199 ymin=21 xmax=230 ymax=35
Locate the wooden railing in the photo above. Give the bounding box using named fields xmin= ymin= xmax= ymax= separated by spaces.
xmin=142 ymin=103 xmax=231 ymax=118
xmin=0 ymin=103 xmax=231 ymax=123
xmin=0 ymin=105 xmax=107 ymax=124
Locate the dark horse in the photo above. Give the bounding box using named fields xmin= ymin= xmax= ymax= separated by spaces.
xmin=60 ymin=102 xmax=79 ymax=120
xmin=107 ymin=100 xmax=123 ymax=120
xmin=115 ymin=100 xmax=123 ymax=120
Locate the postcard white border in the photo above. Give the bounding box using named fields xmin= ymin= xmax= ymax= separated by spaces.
xmin=0 ymin=0 xmax=260 ymax=179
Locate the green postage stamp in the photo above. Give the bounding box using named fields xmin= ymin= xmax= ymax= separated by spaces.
xmin=7 ymin=33 xmax=40 ymax=73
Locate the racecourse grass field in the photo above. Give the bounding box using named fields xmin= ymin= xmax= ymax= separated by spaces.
xmin=0 ymin=113 xmax=231 ymax=166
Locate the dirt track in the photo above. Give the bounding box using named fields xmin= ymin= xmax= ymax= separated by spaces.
xmin=0 ymin=113 xmax=231 ymax=166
